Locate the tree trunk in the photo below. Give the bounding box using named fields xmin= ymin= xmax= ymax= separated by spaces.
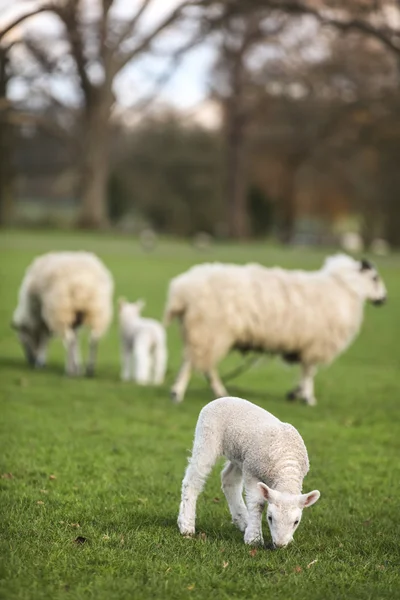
xmin=278 ymin=164 xmax=297 ymax=244
xmin=77 ymin=93 xmax=112 ymax=229
xmin=224 ymin=102 xmax=249 ymax=239
xmin=0 ymin=49 xmax=15 ymax=227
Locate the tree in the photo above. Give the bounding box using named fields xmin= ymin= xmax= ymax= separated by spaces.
xmin=0 ymin=4 xmax=52 ymax=225
xmin=15 ymin=0 xmax=204 ymax=228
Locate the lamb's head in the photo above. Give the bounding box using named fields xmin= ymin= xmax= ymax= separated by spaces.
xmin=323 ymin=254 xmax=387 ymax=306
xmin=258 ymin=483 xmax=320 ymax=548
xmin=118 ymin=297 xmax=145 ymax=321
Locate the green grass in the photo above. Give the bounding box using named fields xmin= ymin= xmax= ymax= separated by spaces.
xmin=0 ymin=230 xmax=399 ymax=600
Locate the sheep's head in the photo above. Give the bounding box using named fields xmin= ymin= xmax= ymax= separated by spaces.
xmin=11 ymin=321 xmax=38 ymax=366
xmin=258 ymin=483 xmax=320 ymax=548
xmin=358 ymin=259 xmax=387 ymax=306
xmin=323 ymin=254 xmax=387 ymax=305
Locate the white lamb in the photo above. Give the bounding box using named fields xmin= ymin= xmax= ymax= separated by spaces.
xmin=119 ymin=298 xmax=167 ymax=385
xmin=12 ymin=251 xmax=113 ymax=376
xmin=164 ymin=254 xmax=387 ymax=405
xmin=178 ymin=396 xmax=320 ymax=548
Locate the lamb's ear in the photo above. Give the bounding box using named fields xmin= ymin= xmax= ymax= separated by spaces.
xmin=257 ymin=482 xmax=279 ymax=504
xmin=299 ymin=490 xmax=320 ymax=508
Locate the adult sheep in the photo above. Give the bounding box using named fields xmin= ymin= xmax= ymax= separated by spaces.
xmin=164 ymin=254 xmax=387 ymax=405
xmin=12 ymin=251 xmax=114 ymax=376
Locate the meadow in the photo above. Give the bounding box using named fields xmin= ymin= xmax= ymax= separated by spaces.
xmin=0 ymin=230 xmax=399 ymax=600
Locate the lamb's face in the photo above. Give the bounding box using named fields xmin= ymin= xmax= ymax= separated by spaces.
xmin=118 ymin=298 xmax=145 ymax=322
xmin=359 ymin=259 xmax=387 ymax=306
xmin=258 ymin=483 xmax=320 ymax=548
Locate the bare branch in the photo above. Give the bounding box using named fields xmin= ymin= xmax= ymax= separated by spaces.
xmin=116 ymin=0 xmax=201 ymax=72
xmin=113 ymin=0 xmax=154 ymax=49
xmin=52 ymin=0 xmax=94 ymax=100
xmin=0 ymin=4 xmax=53 ymax=42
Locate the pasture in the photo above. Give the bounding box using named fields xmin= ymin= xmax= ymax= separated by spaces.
xmin=0 ymin=230 xmax=399 ymax=600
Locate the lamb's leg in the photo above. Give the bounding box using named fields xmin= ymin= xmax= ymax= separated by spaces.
xmin=153 ymin=339 xmax=167 ymax=385
xmin=178 ymin=440 xmax=219 ymax=536
xmin=171 ymin=357 xmax=192 ymax=403
xmin=134 ymin=337 xmax=151 ymax=385
xmin=221 ymin=461 xmax=248 ymax=532
xmin=85 ymin=333 xmax=98 ymax=377
xmin=287 ymin=364 xmax=317 ymax=406
xmin=120 ymin=338 xmax=133 ymax=381
xmin=205 ymin=368 xmax=228 ymax=398
xmin=243 ymin=477 xmax=265 ymax=546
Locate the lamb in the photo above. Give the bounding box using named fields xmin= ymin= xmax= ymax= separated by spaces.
xmin=178 ymin=396 xmax=320 ymax=548
xmin=119 ymin=298 xmax=167 ymax=385
xmin=164 ymin=254 xmax=387 ymax=405
xmin=12 ymin=251 xmax=114 ymax=376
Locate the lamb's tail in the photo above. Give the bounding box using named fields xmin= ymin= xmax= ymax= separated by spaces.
xmin=163 ymin=288 xmax=186 ymax=327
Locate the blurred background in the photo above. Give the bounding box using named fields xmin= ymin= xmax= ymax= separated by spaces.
xmin=1 ymin=0 xmax=399 ymax=251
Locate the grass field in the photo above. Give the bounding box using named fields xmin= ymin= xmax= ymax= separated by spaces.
xmin=1 ymin=230 xmax=399 ymax=600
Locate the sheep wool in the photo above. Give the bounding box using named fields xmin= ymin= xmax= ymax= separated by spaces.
xmin=178 ymin=396 xmax=320 ymax=548
xmin=164 ymin=254 xmax=387 ymax=405
xmin=12 ymin=251 xmax=114 ymax=376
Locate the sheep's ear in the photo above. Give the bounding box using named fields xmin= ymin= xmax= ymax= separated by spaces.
xmin=257 ymin=482 xmax=279 ymax=504
xmin=360 ymin=258 xmax=373 ymax=271
xmin=299 ymin=490 xmax=320 ymax=508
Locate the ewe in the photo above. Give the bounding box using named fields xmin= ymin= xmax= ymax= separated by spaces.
xmin=178 ymin=397 xmax=320 ymax=548
xmin=164 ymin=254 xmax=387 ymax=405
xmin=119 ymin=298 xmax=167 ymax=385
xmin=12 ymin=251 xmax=113 ymax=376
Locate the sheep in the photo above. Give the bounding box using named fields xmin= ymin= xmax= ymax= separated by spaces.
xmin=164 ymin=254 xmax=387 ymax=405
xmin=12 ymin=251 xmax=114 ymax=376
xmin=119 ymin=298 xmax=167 ymax=385
xmin=178 ymin=396 xmax=320 ymax=548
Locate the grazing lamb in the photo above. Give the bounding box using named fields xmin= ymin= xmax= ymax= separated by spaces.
xmin=164 ymin=254 xmax=387 ymax=405
xmin=12 ymin=251 xmax=113 ymax=376
xmin=178 ymin=397 xmax=320 ymax=548
xmin=119 ymin=298 xmax=167 ymax=385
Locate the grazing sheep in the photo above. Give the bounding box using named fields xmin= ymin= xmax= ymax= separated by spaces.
xmin=119 ymin=298 xmax=167 ymax=385
xmin=164 ymin=254 xmax=387 ymax=405
xmin=178 ymin=397 xmax=320 ymax=548
xmin=12 ymin=251 xmax=113 ymax=376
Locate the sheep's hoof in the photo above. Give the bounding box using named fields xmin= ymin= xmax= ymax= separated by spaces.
xmin=170 ymin=390 xmax=183 ymax=404
xmin=34 ymin=360 xmax=46 ymax=369
xmin=85 ymin=367 xmax=94 ymax=378
xmin=286 ymin=388 xmax=300 ymax=401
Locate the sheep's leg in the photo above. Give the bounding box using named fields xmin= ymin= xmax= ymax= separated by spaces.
xmin=83 ymin=332 xmax=98 ymax=377
xmin=171 ymin=357 xmax=192 ymax=403
xmin=35 ymin=331 xmax=50 ymax=368
xmin=221 ymin=461 xmax=248 ymax=532
xmin=120 ymin=338 xmax=133 ymax=381
xmin=243 ymin=477 xmax=265 ymax=546
xmin=287 ymin=364 xmax=317 ymax=406
xmin=63 ymin=329 xmax=80 ymax=376
xmin=153 ymin=340 xmax=167 ymax=385
xmin=178 ymin=441 xmax=220 ymax=536
xmin=205 ymin=368 xmax=228 ymax=398
xmin=134 ymin=337 xmax=152 ymax=385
